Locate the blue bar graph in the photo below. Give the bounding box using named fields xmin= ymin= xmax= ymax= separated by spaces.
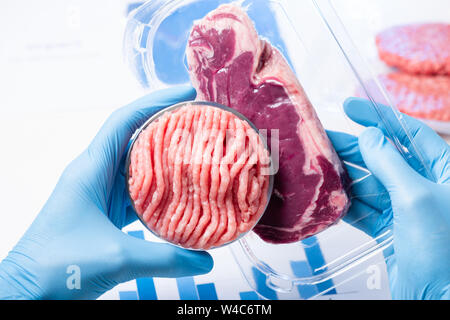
xmin=128 ymin=230 xmax=146 ymax=239
xmin=239 ymin=291 xmax=260 ymax=300
xmin=196 ymin=283 xmax=218 ymax=300
xmin=302 ymin=236 xmax=337 ymax=295
xmin=127 ymin=230 xmax=158 ymax=300
xmin=251 ymin=267 xmax=278 ymax=300
xmin=119 ymin=291 xmax=139 ymax=300
xmin=136 ymin=277 xmax=158 ymax=300
xmin=290 ymin=260 xmax=319 ymax=299
xmin=176 ymin=277 xmax=199 ymax=300
xmin=120 ymin=230 xmax=340 ymax=300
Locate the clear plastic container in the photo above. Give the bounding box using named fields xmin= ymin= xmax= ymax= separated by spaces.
xmin=123 ymin=0 xmax=436 ymax=299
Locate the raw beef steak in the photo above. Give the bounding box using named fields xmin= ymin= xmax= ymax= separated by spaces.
xmin=186 ymin=4 xmax=350 ymax=243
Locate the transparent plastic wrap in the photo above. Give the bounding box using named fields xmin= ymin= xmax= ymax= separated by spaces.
xmin=123 ymin=0 xmax=435 ymax=299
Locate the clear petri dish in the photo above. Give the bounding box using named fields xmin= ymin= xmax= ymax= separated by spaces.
xmin=125 ymin=100 xmax=275 ymax=250
xmin=124 ymin=0 xmax=438 ymax=299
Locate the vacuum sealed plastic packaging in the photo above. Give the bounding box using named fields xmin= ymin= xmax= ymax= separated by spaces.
xmin=123 ymin=0 xmax=436 ymax=299
xmin=185 ymin=4 xmax=351 ymax=245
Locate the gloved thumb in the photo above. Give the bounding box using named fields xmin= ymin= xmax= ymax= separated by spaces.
xmin=118 ymin=234 xmax=214 ymax=281
xmin=87 ymin=85 xmax=197 ymax=177
xmin=358 ymin=127 xmax=420 ymax=195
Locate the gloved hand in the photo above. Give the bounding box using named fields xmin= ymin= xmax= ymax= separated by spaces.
xmin=328 ymin=97 xmax=450 ymax=300
xmin=0 ymin=86 xmax=213 ymax=300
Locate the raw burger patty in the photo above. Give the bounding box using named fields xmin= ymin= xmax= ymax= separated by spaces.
xmin=128 ymin=104 xmax=271 ymax=249
xmin=356 ymin=72 xmax=450 ymax=121
xmin=186 ymin=4 xmax=350 ymax=244
xmin=376 ymin=23 xmax=450 ymax=75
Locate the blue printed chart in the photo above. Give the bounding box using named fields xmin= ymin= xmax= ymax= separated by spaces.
xmin=115 ymin=230 xmax=237 ymax=301
xmin=98 ymin=223 xmax=391 ymax=300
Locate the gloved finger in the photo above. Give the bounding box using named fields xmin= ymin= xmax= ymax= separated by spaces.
xmin=358 ymin=127 xmax=421 ymax=193
xmin=119 ymin=234 xmax=213 ymax=280
xmin=350 ymin=175 xmax=391 ymax=213
xmin=125 ymin=205 xmax=139 ymax=226
xmin=108 ymin=140 xmax=140 ymax=229
xmin=343 ymin=199 xmax=392 ymax=239
xmin=344 ymin=97 xmax=450 ymax=183
xmin=327 ymin=131 xmax=365 ymax=167
xmin=87 ymin=85 xmax=197 ymax=177
xmin=344 ymin=97 xmax=417 ymax=147
xmin=327 ymin=130 xmax=391 ymax=211
xmin=105 ymin=181 xmax=138 ymax=229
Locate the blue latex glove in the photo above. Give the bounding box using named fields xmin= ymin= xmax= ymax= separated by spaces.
xmin=0 ymin=86 xmax=213 ymax=300
xmin=328 ymin=97 xmax=450 ymax=300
